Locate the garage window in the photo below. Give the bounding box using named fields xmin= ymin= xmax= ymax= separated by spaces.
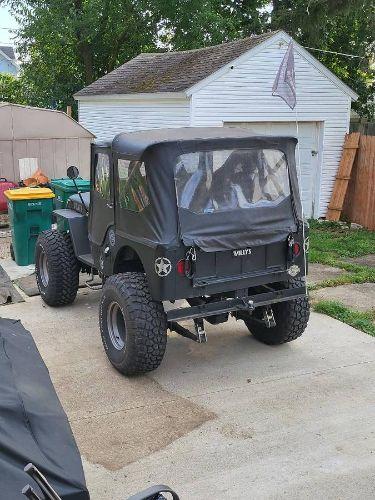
xmin=175 ymin=148 xmax=290 ymax=214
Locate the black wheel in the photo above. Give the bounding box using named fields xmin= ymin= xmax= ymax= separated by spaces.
xmin=244 ymin=278 xmax=310 ymax=345
xmin=10 ymin=242 xmax=15 ymax=261
xmin=100 ymin=272 xmax=167 ymax=375
xmin=35 ymin=230 xmax=80 ymax=306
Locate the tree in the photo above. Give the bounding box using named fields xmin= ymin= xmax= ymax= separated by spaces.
xmin=0 ymin=73 xmax=35 ymax=104
xmin=270 ymin=0 xmax=374 ymax=117
xmin=2 ymin=0 xmax=374 ymax=117
xmin=153 ymin=0 xmax=269 ymax=50
xmin=3 ymin=0 xmax=160 ymax=110
xmin=0 ymin=73 xmax=24 ymax=103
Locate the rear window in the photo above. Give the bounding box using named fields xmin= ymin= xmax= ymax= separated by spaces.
xmin=174 ymin=149 xmax=290 ymax=214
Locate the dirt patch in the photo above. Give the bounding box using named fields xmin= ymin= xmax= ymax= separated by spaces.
xmin=16 ymin=290 xmax=216 ymax=472
xmin=70 ymin=376 xmax=215 ymax=471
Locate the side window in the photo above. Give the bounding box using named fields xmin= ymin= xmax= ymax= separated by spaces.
xmin=118 ymin=159 xmax=149 ymax=212
xmin=94 ymin=152 xmax=110 ymax=199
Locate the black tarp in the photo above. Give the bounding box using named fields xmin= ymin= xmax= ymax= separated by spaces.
xmin=111 ymin=128 xmax=302 ymax=252
xmin=0 ymin=318 xmax=90 ymax=500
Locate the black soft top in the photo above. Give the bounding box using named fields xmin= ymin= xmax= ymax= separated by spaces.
xmin=110 ymin=127 xmax=297 ymax=160
xmin=94 ymin=127 xmax=301 ymax=251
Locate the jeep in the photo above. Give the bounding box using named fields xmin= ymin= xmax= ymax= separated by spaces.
xmin=35 ymin=127 xmax=309 ymax=375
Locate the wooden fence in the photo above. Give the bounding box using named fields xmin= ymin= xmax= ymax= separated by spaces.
xmin=326 ymin=133 xmax=360 ymax=222
xmin=341 ymin=134 xmax=375 ymax=230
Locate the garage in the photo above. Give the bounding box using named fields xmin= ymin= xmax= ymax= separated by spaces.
xmin=225 ymin=121 xmax=321 ymax=217
xmin=75 ymin=30 xmax=357 ymax=219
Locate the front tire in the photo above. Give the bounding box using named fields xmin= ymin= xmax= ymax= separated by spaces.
xmin=99 ymin=273 xmax=167 ymax=375
xmin=244 ymin=278 xmax=310 ymax=345
xmin=35 ymin=230 xmax=80 ymax=306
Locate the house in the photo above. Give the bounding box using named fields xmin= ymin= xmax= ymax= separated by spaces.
xmin=0 ymin=46 xmax=18 ymax=76
xmin=74 ymin=30 xmax=358 ymax=218
xmin=0 ymin=103 xmax=94 ymax=181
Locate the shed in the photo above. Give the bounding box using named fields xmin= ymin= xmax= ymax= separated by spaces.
xmin=75 ymin=30 xmax=358 ymax=218
xmin=0 ymin=103 xmax=95 ymax=182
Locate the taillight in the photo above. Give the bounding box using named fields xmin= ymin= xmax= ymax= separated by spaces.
xmin=177 ymin=258 xmax=191 ymax=277
xmin=292 ymin=242 xmax=301 ymax=256
xmin=177 ymin=259 xmax=185 ymax=276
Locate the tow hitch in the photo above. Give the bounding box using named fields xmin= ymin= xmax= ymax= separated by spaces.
xmin=194 ymin=318 xmax=207 ymax=342
xmin=263 ymin=306 xmax=276 ymax=328
xmin=168 ymin=318 xmax=207 ymax=343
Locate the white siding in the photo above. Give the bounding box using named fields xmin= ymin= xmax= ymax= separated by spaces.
xmin=191 ymin=38 xmax=351 ymax=217
xmin=79 ymin=97 xmax=190 ymax=142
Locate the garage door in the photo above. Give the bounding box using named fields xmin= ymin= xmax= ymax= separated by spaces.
xmin=224 ymin=122 xmax=320 ymax=218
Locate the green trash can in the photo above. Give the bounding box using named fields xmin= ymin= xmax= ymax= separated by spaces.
xmin=50 ymin=178 xmax=91 ymax=209
xmin=4 ymin=187 xmax=55 ymax=266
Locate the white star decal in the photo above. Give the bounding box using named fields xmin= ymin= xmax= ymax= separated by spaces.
xmin=155 ymin=257 xmax=172 ymax=277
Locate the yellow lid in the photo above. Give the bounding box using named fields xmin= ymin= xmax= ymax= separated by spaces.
xmin=4 ymin=187 xmax=55 ymax=200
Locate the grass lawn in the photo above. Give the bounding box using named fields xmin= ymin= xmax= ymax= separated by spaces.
xmin=308 ymin=220 xmax=375 ymax=335
xmin=314 ymin=300 xmax=375 ymax=337
xmin=308 ymin=220 xmax=375 ymax=290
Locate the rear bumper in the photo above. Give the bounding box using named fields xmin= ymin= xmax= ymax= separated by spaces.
xmin=166 ymin=284 xmax=307 ymax=322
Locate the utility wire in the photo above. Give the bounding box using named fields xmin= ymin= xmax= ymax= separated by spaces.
xmin=302 ymin=45 xmax=364 ymax=59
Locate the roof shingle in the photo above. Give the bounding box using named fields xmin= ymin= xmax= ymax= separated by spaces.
xmin=75 ymin=31 xmax=277 ymax=97
xmin=0 ymin=46 xmax=16 ymax=60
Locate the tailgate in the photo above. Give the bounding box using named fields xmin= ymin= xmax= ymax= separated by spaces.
xmin=193 ymin=240 xmax=287 ymax=286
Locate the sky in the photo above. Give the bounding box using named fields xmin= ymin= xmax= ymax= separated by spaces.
xmin=0 ymin=5 xmax=19 ymax=46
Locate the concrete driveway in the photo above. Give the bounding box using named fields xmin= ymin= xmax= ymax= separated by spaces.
xmin=2 ymin=289 xmax=375 ymax=499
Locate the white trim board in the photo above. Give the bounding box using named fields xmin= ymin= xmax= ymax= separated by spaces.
xmin=75 ymin=92 xmax=188 ymax=102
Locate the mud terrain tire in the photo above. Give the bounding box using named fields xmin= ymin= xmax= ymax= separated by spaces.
xmin=244 ymin=278 xmax=310 ymax=345
xmin=100 ymin=272 xmax=167 ymax=375
xmin=35 ymin=230 xmax=80 ymax=306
